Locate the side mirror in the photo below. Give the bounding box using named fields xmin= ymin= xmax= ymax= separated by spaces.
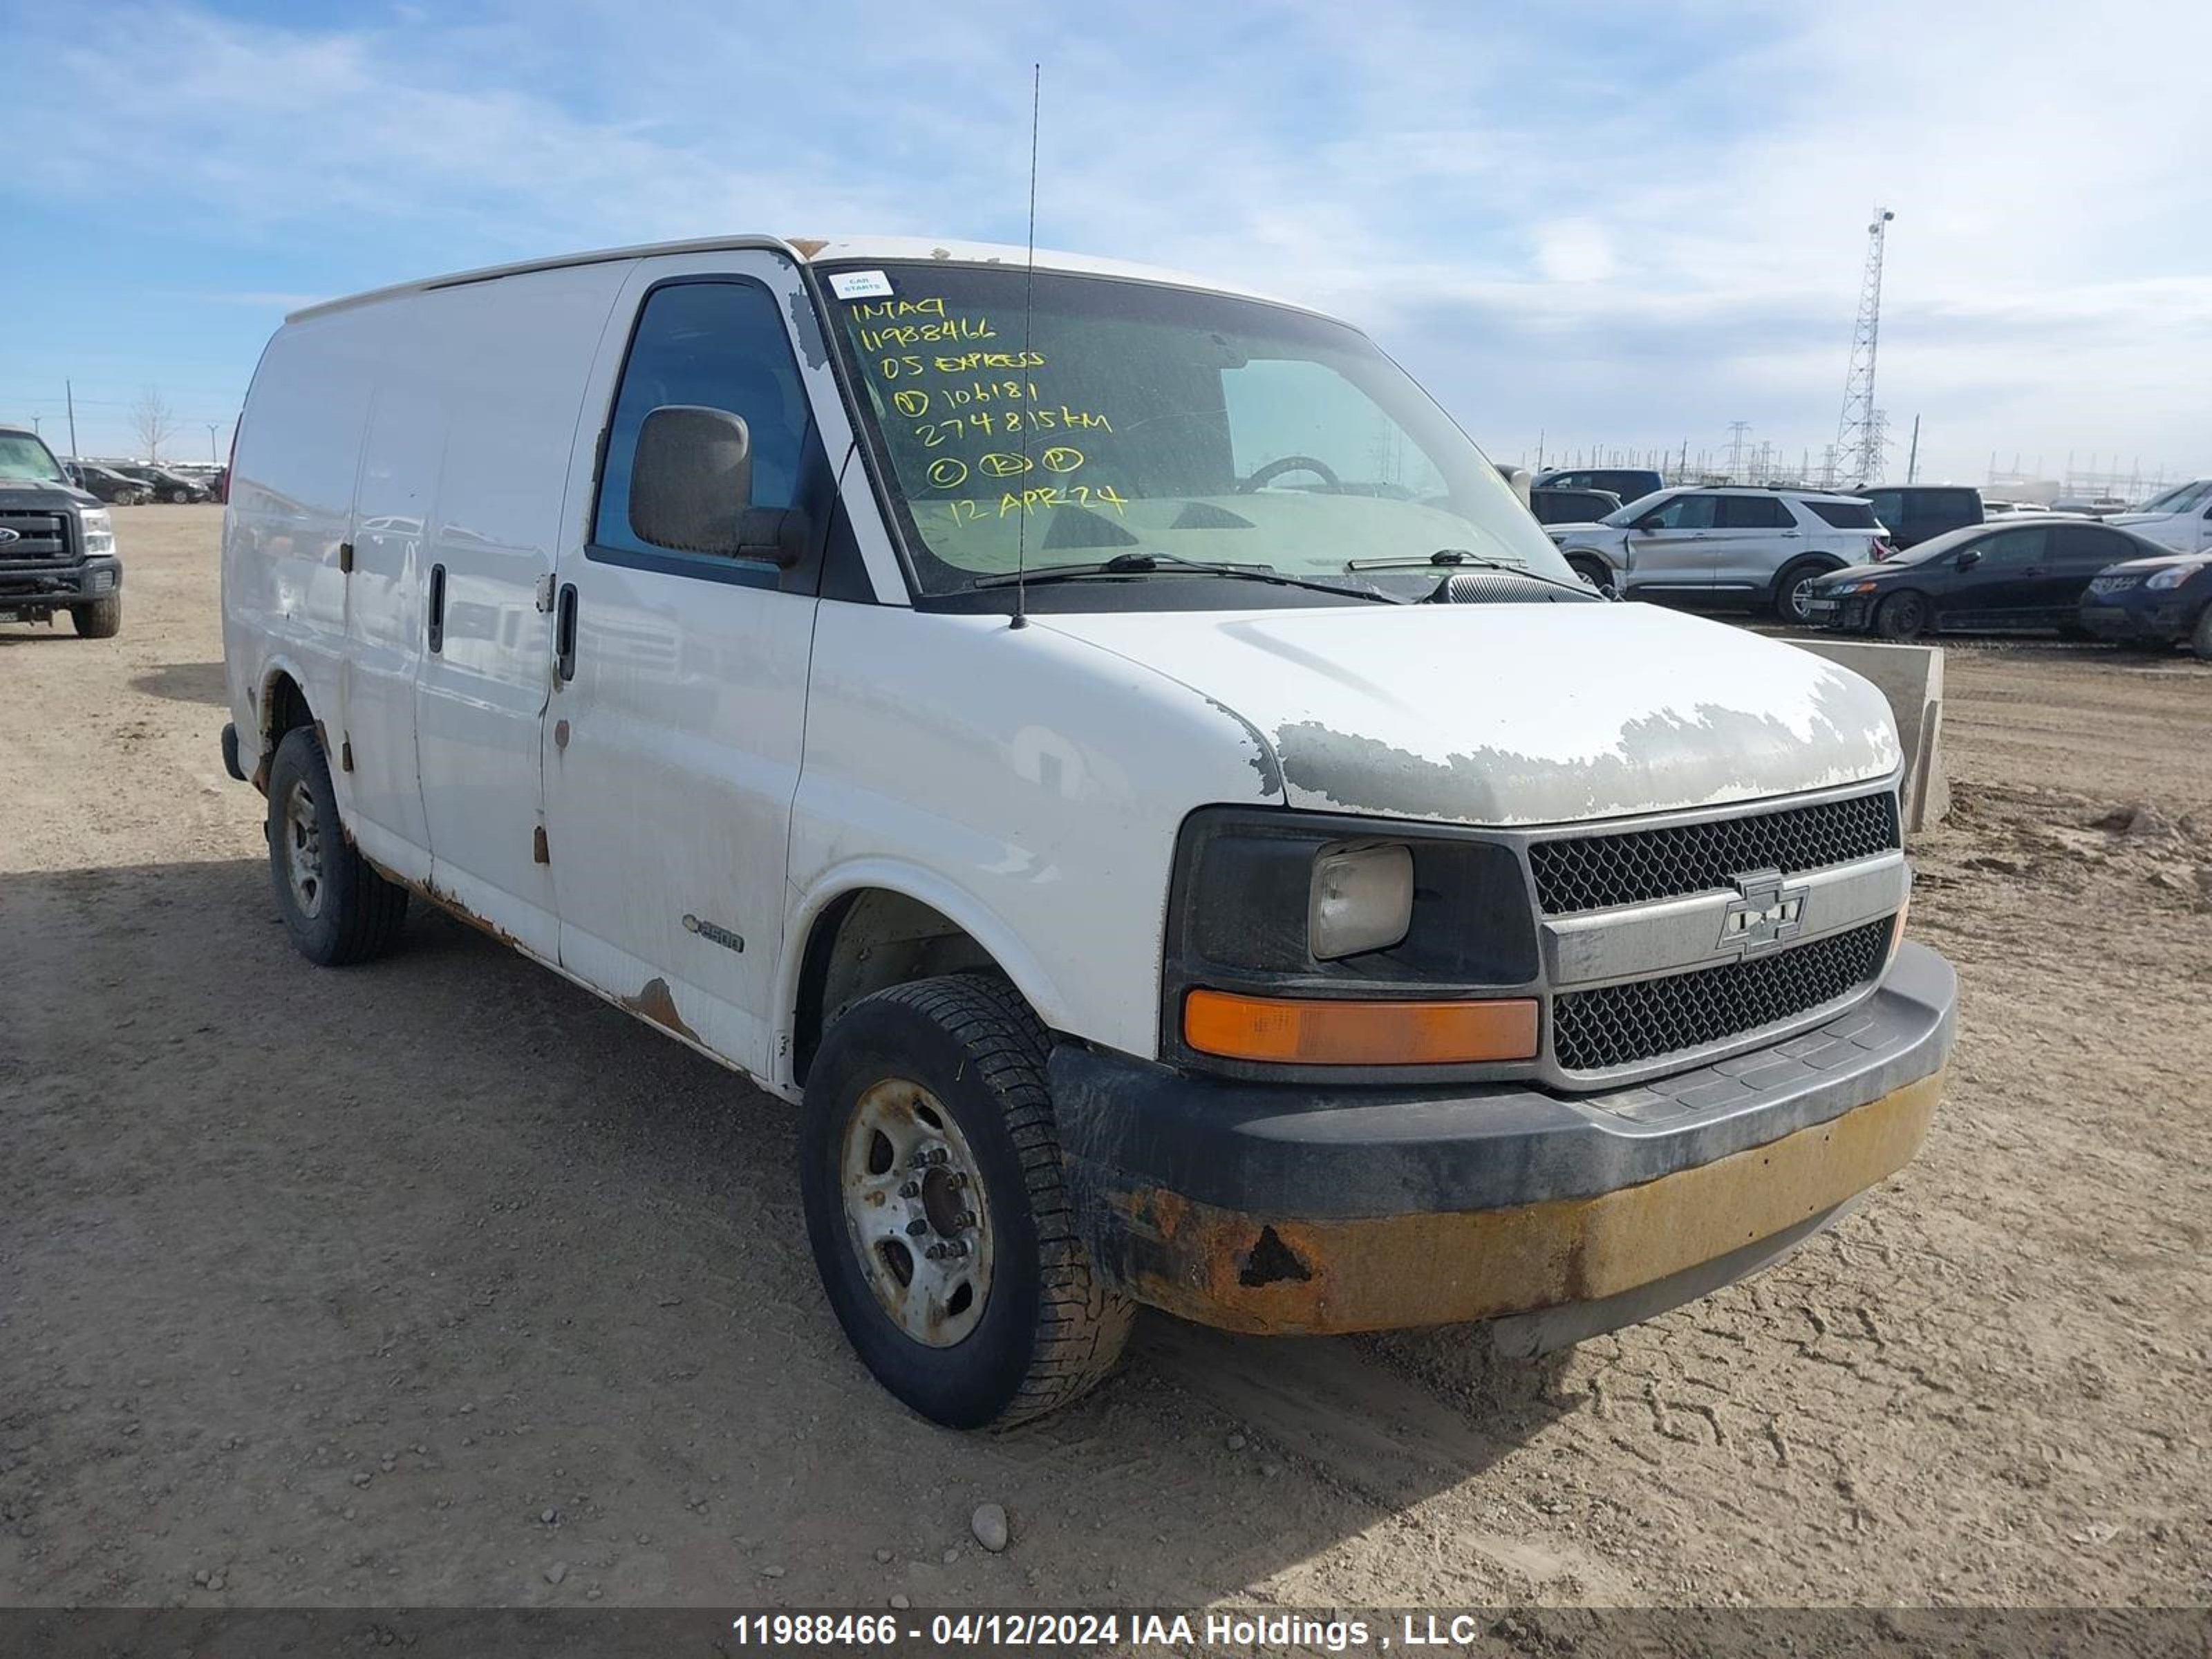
xmin=1956 ymin=547 xmax=1983 ymax=570
xmin=630 ymin=405 xmax=807 ymax=568
xmin=1633 ymin=515 xmax=1665 ymax=532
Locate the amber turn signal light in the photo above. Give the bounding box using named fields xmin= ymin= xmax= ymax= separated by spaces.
xmin=1183 ymin=989 xmax=1539 ymax=1066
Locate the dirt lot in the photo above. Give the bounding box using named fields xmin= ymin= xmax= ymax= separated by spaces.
xmin=3 ymin=507 xmax=2209 ymax=1611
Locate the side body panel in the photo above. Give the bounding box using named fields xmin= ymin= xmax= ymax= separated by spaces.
xmin=782 ymin=608 xmax=1281 ymax=1080
xmin=407 ymin=263 xmax=633 ymax=958
xmin=543 ymin=247 xmax=865 ymax=1080
xmin=223 ymin=320 xmax=379 ymax=841
xmin=340 ymin=376 xmax=442 ymax=869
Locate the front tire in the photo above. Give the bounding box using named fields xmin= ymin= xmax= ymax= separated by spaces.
xmin=1875 ymin=590 xmax=1929 ymax=641
xmin=1565 ymin=554 xmax=1615 ymax=597
xmin=1772 ymin=556 xmax=1833 ymax=624
xmin=800 ymin=974 xmax=1132 ymax=1430
xmin=70 ymin=594 xmax=122 ymax=638
xmin=2193 ymin=605 xmax=2212 ymax=662
xmin=264 ymin=727 xmax=409 ymax=965
xmin=169 ymin=487 xmax=191 ymax=503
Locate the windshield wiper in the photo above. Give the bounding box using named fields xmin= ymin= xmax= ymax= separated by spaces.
xmin=975 ymin=550 xmax=1403 ymax=603
xmin=1347 ymin=548 xmax=1600 ymax=599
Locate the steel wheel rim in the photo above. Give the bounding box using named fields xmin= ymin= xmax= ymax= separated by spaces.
xmin=282 ymin=778 xmax=326 ymax=919
xmin=840 ymin=1077 xmax=994 ymax=1348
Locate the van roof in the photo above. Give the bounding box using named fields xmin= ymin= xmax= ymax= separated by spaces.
xmin=285 ymin=234 xmax=1309 ymax=324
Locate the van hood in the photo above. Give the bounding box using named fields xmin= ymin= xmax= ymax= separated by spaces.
xmin=1042 ymin=602 xmax=1900 ymax=828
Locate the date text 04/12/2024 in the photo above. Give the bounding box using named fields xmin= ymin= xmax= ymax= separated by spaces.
xmin=726 ymin=1611 xmax=1501 ymax=1650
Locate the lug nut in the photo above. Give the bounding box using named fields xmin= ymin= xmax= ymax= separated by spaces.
xmin=952 ymin=1211 xmax=976 ymax=1232
xmin=898 ymin=1181 xmax=920 ymax=1199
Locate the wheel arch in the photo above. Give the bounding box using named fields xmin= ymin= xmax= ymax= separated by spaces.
xmin=782 ymin=863 xmax=1073 ymax=1092
xmin=250 ymin=657 xmax=319 ymax=789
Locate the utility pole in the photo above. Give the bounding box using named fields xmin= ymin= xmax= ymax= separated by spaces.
xmin=66 ymin=381 xmax=79 ymax=462
xmin=1833 ymin=208 xmax=1895 ymax=487
xmin=1905 ymin=415 xmax=1920 ymax=483
xmin=207 ymin=423 xmax=221 ymax=462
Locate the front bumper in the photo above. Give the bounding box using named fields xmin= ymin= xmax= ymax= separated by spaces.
xmin=0 ymin=556 xmax=121 ymax=606
xmin=1051 ymin=940 xmax=1955 ymax=1335
xmin=2079 ymin=599 xmax=2191 ymax=645
xmin=1803 ymin=592 xmax=1875 ymax=630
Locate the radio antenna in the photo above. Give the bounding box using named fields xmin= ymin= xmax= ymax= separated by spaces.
xmin=1011 ymin=62 xmax=1040 ymax=630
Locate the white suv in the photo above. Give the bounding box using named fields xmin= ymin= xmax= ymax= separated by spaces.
xmin=1546 ymin=486 xmax=1889 ymax=622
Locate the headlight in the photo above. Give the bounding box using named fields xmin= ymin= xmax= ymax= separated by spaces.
xmin=81 ymin=509 xmax=115 ymax=556
xmin=1839 ymin=579 xmax=1880 ymax=594
xmin=2146 ymin=565 xmax=2200 ymax=590
xmin=1165 ymin=808 xmax=1541 ymax=1075
xmin=1309 ymin=842 xmax=1414 ymax=960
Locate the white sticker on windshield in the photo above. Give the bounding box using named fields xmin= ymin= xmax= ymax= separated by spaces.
xmin=828 ymin=270 xmax=894 ymax=301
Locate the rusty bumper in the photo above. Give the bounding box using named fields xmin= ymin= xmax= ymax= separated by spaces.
xmin=1050 ymin=941 xmax=1955 ymax=1338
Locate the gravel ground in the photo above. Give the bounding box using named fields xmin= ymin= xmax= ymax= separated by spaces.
xmin=2 ymin=507 xmax=2207 ymax=1610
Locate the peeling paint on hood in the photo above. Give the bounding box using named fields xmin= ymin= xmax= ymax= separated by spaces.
xmin=1040 ymin=604 xmax=1900 ymax=827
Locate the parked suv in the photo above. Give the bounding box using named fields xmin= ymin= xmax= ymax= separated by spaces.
xmin=1856 ymin=484 xmax=1982 ymax=551
xmin=1 ymin=425 xmax=124 ymax=637
xmin=1528 ymin=485 xmax=1620 ymax=526
xmin=1545 ymin=485 xmax=1887 ymax=621
xmin=1533 ymin=466 xmax=1665 ymax=503
xmin=221 ymin=234 xmax=1954 ymax=1429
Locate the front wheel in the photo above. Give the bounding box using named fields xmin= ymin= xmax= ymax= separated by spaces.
xmin=1771 ymin=556 xmax=1833 ymax=624
xmin=1875 ymin=591 xmax=1929 ymax=641
xmin=169 ymin=487 xmax=191 ymax=503
xmin=800 ymin=974 xmax=1132 ymax=1430
xmin=1565 ymin=554 xmax=1615 ymax=597
xmin=70 ymin=594 xmax=122 ymax=638
xmin=2193 ymin=605 xmax=2212 ymax=662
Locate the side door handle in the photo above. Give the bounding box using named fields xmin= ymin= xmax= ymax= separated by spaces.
xmin=555 ymin=583 xmax=579 ymax=683
xmin=427 ymin=562 xmax=447 ymax=654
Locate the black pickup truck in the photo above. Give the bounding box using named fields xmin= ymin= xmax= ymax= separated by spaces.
xmin=0 ymin=424 xmax=123 ymax=638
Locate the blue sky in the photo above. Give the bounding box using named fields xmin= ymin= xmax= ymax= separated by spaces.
xmin=6 ymin=0 xmax=2206 ymax=487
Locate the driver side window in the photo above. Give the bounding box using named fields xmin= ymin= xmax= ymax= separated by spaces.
xmin=1645 ymin=494 xmax=1718 ymax=530
xmin=1219 ymin=358 xmax=1446 ymax=500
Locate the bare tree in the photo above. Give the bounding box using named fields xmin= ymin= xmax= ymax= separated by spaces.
xmin=131 ymin=387 xmax=178 ymax=462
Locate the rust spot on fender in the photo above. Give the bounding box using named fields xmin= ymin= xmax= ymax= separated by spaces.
xmin=625 ymin=976 xmax=702 ymax=1044
xmin=787 ymin=236 xmax=829 ymax=259
xmin=1105 ymin=1071 xmax=1943 ymax=1337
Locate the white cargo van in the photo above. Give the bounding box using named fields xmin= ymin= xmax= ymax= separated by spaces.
xmin=222 ymin=235 xmax=1956 ymax=1428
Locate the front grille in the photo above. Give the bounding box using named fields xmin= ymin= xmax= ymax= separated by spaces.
xmin=1530 ymin=790 xmax=1900 ymax=915
xmin=1553 ymin=917 xmax=1893 ymax=1073
xmin=0 ymin=512 xmax=71 ymax=561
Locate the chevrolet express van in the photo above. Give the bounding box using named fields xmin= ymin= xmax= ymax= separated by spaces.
xmin=221 ymin=236 xmax=1956 ymax=1429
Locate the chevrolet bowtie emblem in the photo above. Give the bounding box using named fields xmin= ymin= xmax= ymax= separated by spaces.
xmin=1718 ymin=870 xmax=1808 ymax=955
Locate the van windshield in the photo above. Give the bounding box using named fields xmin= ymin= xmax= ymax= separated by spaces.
xmin=819 ymin=262 xmax=1569 ymax=603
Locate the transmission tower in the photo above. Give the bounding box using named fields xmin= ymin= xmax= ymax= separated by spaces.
xmin=1833 ymin=209 xmax=1894 ymax=487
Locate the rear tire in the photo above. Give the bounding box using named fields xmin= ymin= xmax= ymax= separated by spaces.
xmin=1771 ymin=556 xmax=1833 ymax=624
xmin=800 ymin=973 xmax=1132 ymax=1430
xmin=70 ymin=594 xmax=122 ymax=639
xmin=264 ymin=727 xmax=409 ymax=966
xmin=1875 ymin=591 xmax=1929 ymax=641
xmin=2193 ymin=605 xmax=2212 ymax=662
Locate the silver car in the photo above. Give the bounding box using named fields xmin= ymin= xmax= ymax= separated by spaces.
xmin=1545 ymin=486 xmax=1890 ymax=623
